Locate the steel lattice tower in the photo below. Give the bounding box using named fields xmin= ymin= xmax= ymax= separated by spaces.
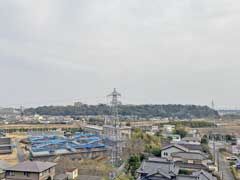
xmin=107 ymin=88 xmax=121 ymax=127
xmin=107 ymin=88 xmax=122 ymax=165
xmin=211 ymin=100 xmax=215 ymax=110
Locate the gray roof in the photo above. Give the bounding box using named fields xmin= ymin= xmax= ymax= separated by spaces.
xmin=192 ymin=170 xmax=217 ymax=180
xmin=182 ymin=137 xmax=201 ymax=142
xmin=137 ymin=158 xmax=179 ymax=178
xmin=176 ymin=175 xmax=198 ymax=180
xmin=175 ymin=162 xmax=208 ymax=170
xmin=137 ymin=158 xmax=216 ymax=180
xmin=178 ymin=144 xmax=203 ymax=152
xmin=5 ymin=161 xmax=56 ymax=173
xmin=172 ymin=152 xmax=208 ymax=160
xmin=161 ymin=144 xmax=189 ymax=152
xmin=138 ymin=170 xmax=216 ymax=180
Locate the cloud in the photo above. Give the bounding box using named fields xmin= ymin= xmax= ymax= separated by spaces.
xmin=0 ymin=0 xmax=240 ymax=107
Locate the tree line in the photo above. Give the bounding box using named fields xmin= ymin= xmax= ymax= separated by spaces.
xmin=24 ymin=104 xmax=219 ymax=119
xmin=161 ymin=120 xmax=215 ymax=128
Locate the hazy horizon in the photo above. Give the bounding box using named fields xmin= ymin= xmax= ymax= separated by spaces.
xmin=1 ymin=0 xmax=240 ymax=108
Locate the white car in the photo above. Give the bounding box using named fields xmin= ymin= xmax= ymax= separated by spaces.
xmin=226 ymin=156 xmax=238 ymax=161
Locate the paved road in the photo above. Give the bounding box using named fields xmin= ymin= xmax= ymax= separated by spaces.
xmin=209 ymin=141 xmax=234 ymax=180
xmin=219 ymin=153 xmax=234 ymax=180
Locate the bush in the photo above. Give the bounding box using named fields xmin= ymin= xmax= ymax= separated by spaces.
xmin=132 ymin=128 xmax=161 ymax=154
xmin=151 ymin=147 xmax=161 ymax=157
xmin=201 ymin=135 xmax=209 ymax=144
xmin=126 ymin=155 xmax=141 ymax=176
xmin=162 ymin=121 xmax=215 ymax=128
xmin=173 ymin=126 xmax=187 ymax=138
xmin=179 ymin=169 xmax=193 ymax=175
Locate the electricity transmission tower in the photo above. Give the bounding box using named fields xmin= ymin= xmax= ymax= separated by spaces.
xmin=211 ymin=100 xmax=215 ymax=110
xmin=107 ymin=88 xmax=122 ymax=165
xmin=107 ymin=88 xmax=121 ymax=127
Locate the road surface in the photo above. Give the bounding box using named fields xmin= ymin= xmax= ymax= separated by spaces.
xmin=209 ymin=141 xmax=234 ymax=180
xmin=219 ymin=153 xmax=234 ymax=180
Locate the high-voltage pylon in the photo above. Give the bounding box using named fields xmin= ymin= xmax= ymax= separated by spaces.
xmin=107 ymin=88 xmax=121 ymax=127
xmin=211 ymin=100 xmax=215 ymax=110
xmin=107 ymin=88 xmax=122 ymax=165
xmin=20 ymin=106 xmax=25 ymax=121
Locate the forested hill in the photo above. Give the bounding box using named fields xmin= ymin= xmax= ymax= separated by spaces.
xmin=25 ymin=104 xmax=219 ymax=119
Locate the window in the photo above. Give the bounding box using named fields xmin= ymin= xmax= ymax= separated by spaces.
xmin=24 ymin=172 xmax=30 ymax=177
xmin=163 ymin=152 xmax=168 ymax=156
xmin=7 ymin=171 xmax=15 ymax=176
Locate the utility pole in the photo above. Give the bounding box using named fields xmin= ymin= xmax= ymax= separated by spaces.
xmin=217 ymin=150 xmax=220 ymax=172
xmin=213 ymin=136 xmax=216 ymax=165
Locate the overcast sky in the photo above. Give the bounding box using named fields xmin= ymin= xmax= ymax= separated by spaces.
xmin=0 ymin=0 xmax=240 ymax=108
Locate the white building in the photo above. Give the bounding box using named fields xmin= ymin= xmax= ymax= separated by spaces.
xmin=181 ymin=137 xmax=201 ymax=145
xmin=161 ymin=144 xmax=189 ymax=159
xmin=65 ymin=168 xmax=78 ymax=179
xmin=167 ymin=134 xmax=181 ymax=143
xmin=102 ymin=125 xmax=131 ymax=141
xmin=163 ymin=125 xmax=175 ymax=134
xmin=232 ymin=145 xmax=240 ymax=154
xmin=151 ymin=126 xmax=159 ymax=133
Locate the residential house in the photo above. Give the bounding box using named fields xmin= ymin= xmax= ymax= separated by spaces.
xmin=231 ymin=145 xmax=240 ymax=154
xmin=161 ymin=144 xmax=209 ymax=171
xmin=192 ymin=170 xmax=217 ymax=180
xmin=171 ymin=151 xmax=208 ymax=165
xmin=161 ymin=144 xmax=203 ymax=159
xmin=161 ymin=144 xmax=189 ymax=159
xmin=136 ymin=157 xmax=217 ymax=180
xmin=172 ymin=151 xmax=209 ymax=171
xmin=168 ymin=134 xmax=181 ymax=143
xmin=151 ymin=126 xmax=159 ymax=133
xmin=5 ymin=161 xmax=56 ymax=180
xmin=163 ymin=125 xmax=175 ymax=134
xmin=0 ymin=160 xmax=10 ymax=179
xmin=65 ymin=168 xmax=78 ymax=180
xmin=180 ymin=137 xmax=201 ymax=145
xmin=177 ymin=143 xmax=203 ymax=152
xmin=136 ymin=157 xmax=179 ymax=180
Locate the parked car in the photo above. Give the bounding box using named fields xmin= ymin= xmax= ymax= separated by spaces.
xmin=226 ymin=156 xmax=238 ymax=161
xmin=207 ymin=160 xmax=217 ymax=172
xmin=236 ymin=162 xmax=240 ymax=169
